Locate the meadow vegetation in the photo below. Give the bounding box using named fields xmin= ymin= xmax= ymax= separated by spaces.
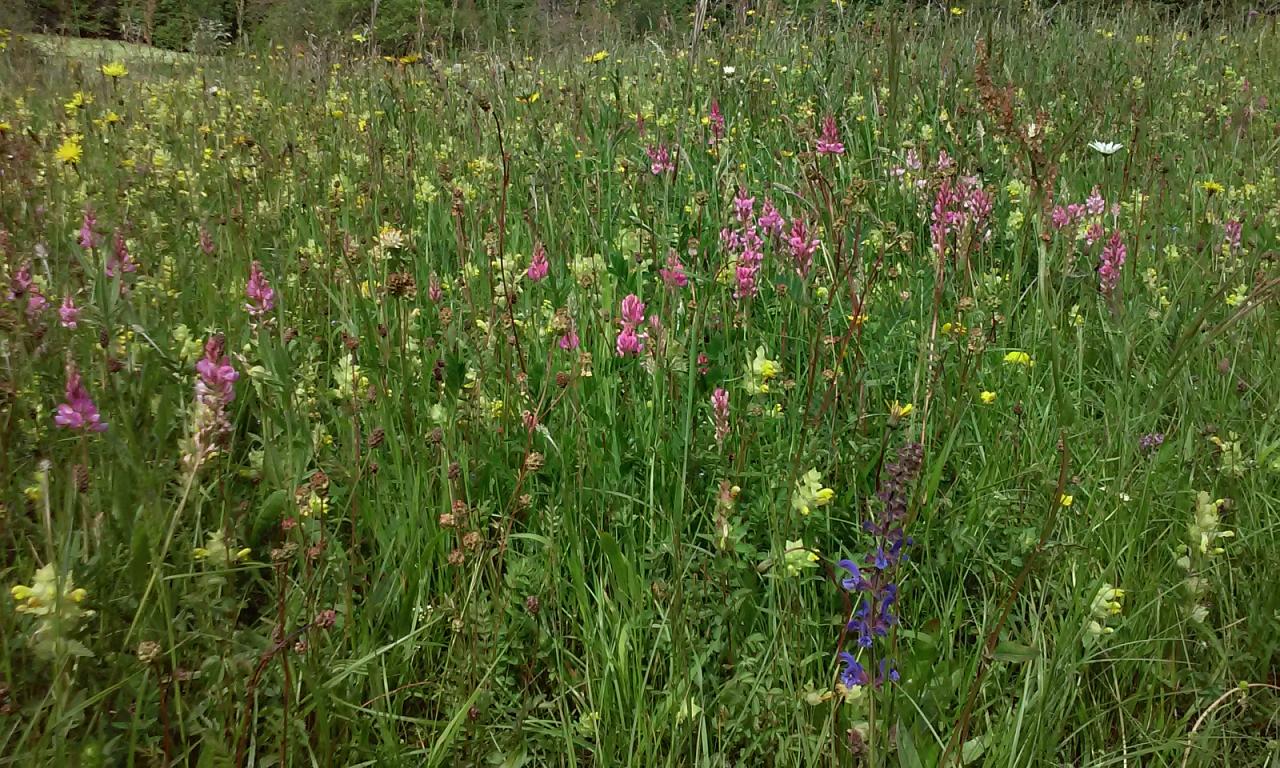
xmin=1 ymin=6 xmax=1279 ymax=766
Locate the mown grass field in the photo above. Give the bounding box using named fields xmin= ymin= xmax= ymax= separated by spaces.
xmin=1 ymin=7 xmax=1278 ymax=766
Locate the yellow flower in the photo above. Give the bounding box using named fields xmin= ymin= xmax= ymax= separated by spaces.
xmin=585 ymin=50 xmax=610 ymax=64
xmin=0 ymin=120 xmax=11 ymax=133
xmin=1200 ymin=180 xmax=1225 ymax=195
xmin=1003 ymin=350 xmax=1033 ymax=367
xmin=792 ymin=469 xmax=835 ymax=516
xmin=1225 ymin=284 xmax=1249 ymax=308
xmin=980 ymin=390 xmax=997 ymax=405
xmin=783 ymin=539 xmax=819 ymax=576
xmin=101 ymin=61 xmax=128 ymax=78
xmin=887 ymin=400 xmax=913 ymax=426
xmin=950 ymin=6 xmax=965 ymax=15
xmin=54 ymin=135 xmax=83 ymax=165
xmin=744 ymin=346 xmax=781 ymax=395
xmin=1060 ymin=494 xmax=1074 ymax=507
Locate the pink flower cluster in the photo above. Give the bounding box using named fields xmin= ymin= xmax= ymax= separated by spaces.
xmin=186 ymin=335 xmax=238 ymax=470
xmin=6 ymin=261 xmax=49 ymax=318
xmin=79 ymin=206 xmax=98 ymax=249
xmin=786 ymin=218 xmax=820 ymax=277
xmin=245 ymin=260 xmax=275 ymax=316
xmin=1051 ymin=185 xmax=1109 ymax=241
xmin=615 ymin=294 xmax=647 ymax=356
xmin=196 ymin=336 xmax=238 ymax=406
xmin=708 ymin=101 xmax=725 ymax=146
xmin=721 ymin=189 xmax=768 ymax=299
xmin=106 ymin=231 xmax=138 ymax=278
xmin=930 ymin=176 xmax=992 ymax=257
xmin=660 ymin=253 xmax=688 ymax=289
xmin=816 ymin=115 xmax=844 ymax=155
xmin=1098 ymin=232 xmax=1127 ymax=294
xmin=526 ymin=242 xmax=549 ymax=282
xmin=646 ymin=144 xmax=674 ymax=175
xmin=54 ymin=364 xmax=108 ymax=433
xmin=711 ymin=387 xmax=730 ymax=446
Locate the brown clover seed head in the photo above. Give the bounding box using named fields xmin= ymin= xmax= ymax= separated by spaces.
xmin=107 ymin=357 xmax=124 ymax=373
xmin=386 ymin=271 xmax=417 ymax=298
xmin=447 ymin=548 xmax=465 ymax=566
xmin=438 ymin=306 xmax=453 ymax=327
xmin=550 ymin=308 xmax=570 ymax=334
xmin=293 ymin=639 xmax=308 ymax=654
xmin=429 ymin=427 xmax=443 ymax=445
xmin=309 ymin=470 xmax=330 ymax=496
xmin=136 ymin=641 xmax=162 ymax=665
xmin=314 ymin=609 xmax=337 ymax=629
xmin=74 ymin=464 xmax=90 ymax=493
xmin=98 ymin=328 xmax=110 ymax=348
xmin=448 ymin=461 xmax=461 ymax=480
xmin=524 ymin=452 xmax=545 ymax=472
xmin=556 ymin=371 xmax=571 ymax=388
xmin=369 ymin=461 xmax=379 ymax=475
xmin=462 ymin=531 xmax=482 ymax=550
xmin=451 ymin=499 xmax=467 ymax=516
xmin=517 ymin=494 xmax=532 ymax=510
xmin=438 ymin=512 xmax=456 ymax=528
xmin=525 ymin=595 xmax=541 ymax=615
xmin=367 ymin=428 xmax=386 ymax=448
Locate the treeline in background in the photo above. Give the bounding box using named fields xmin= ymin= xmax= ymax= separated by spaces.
xmin=4 ymin=0 xmax=728 ymax=53
xmin=4 ymin=0 xmax=1272 ymax=54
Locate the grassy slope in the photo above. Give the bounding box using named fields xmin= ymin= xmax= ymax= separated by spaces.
xmin=1 ymin=8 xmax=1278 ymax=768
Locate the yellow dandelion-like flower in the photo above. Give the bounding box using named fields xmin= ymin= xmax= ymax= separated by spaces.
xmin=54 ymin=135 xmax=83 ymax=166
xmin=1003 ymin=350 xmax=1034 ymax=367
xmin=980 ymin=390 xmax=997 ymax=405
xmin=1060 ymin=494 xmax=1074 ymax=507
xmin=101 ymin=61 xmax=128 ymax=78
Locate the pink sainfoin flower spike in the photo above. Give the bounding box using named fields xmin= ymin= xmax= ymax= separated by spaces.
xmin=79 ymin=205 xmax=97 ymax=249
xmin=428 ymin=273 xmax=443 ymax=302
xmin=245 ymin=261 xmax=275 ymax=316
xmin=55 ymin=364 xmax=108 ymax=433
xmin=660 ymin=253 xmax=688 ymax=288
xmin=787 ymin=218 xmax=819 ymax=277
xmin=1085 ymin=186 xmax=1106 ymax=217
xmin=186 ymin=335 xmax=238 ymax=470
xmin=196 ymin=335 xmax=239 ymax=405
xmin=106 ymin=231 xmax=138 ymax=277
xmin=758 ymin=200 xmax=784 ymax=237
xmin=711 ymin=387 xmax=731 ymax=446
xmin=646 ymin=144 xmax=674 ymax=175
xmin=1085 ymin=221 xmax=1104 ymax=246
xmin=1224 ymin=219 xmax=1242 ymax=251
xmin=526 ymin=242 xmax=549 ymax=282
xmin=6 ymin=261 xmax=34 ymax=301
xmin=1098 ymin=232 xmax=1127 ymax=294
xmin=8 ymin=261 xmax=48 ymax=318
xmin=816 ymin=114 xmax=844 ymax=155
xmin=733 ymin=188 xmax=755 ymax=223
xmin=708 ymin=100 xmax=725 ymax=146
xmin=59 ymin=296 xmax=80 ymax=329
xmin=1051 ymin=205 xmax=1071 ymax=230
xmin=615 ymin=294 xmax=647 ymax=357
xmin=558 ymin=322 xmax=580 ymax=351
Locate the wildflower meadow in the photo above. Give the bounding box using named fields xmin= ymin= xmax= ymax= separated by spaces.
xmin=1 ymin=5 xmax=1279 ymax=766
